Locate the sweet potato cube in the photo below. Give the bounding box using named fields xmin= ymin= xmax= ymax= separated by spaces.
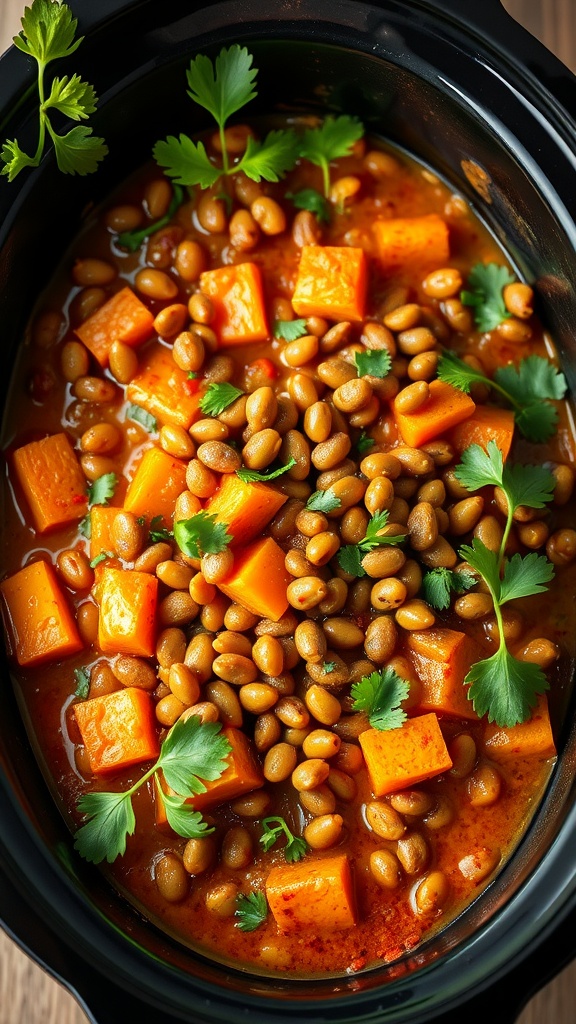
xmin=292 ymin=245 xmax=367 ymax=322
xmin=199 ymin=262 xmax=269 ymax=345
xmin=406 ymin=628 xmax=480 ymax=720
xmin=360 ymin=714 xmax=452 ymax=796
xmin=205 ymin=475 xmax=287 ymax=547
xmin=123 ymin=446 xmax=188 ymax=526
xmin=126 ymin=342 xmax=202 ymax=429
xmin=12 ymin=432 xmax=88 ymax=533
xmin=448 ymin=405 xmax=515 ymax=461
xmin=484 ymin=694 xmax=556 ymax=761
xmin=217 ymin=536 xmax=291 ymax=621
xmin=74 ymin=286 xmax=155 ymax=367
xmin=96 ymin=567 xmax=158 ymax=657
xmin=74 ymin=687 xmax=159 ymax=774
xmin=89 ymin=506 xmax=119 ymax=562
xmin=374 ymin=214 xmax=450 ymax=272
xmin=393 ymin=379 xmax=476 ymax=448
xmin=266 ymin=853 xmax=356 ymax=934
xmin=0 ymin=560 xmax=83 ymax=667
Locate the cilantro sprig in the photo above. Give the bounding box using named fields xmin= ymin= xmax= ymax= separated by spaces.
xmin=259 ymin=816 xmax=308 ymax=863
xmin=73 ymin=666 xmax=90 ymax=699
xmin=117 ymin=184 xmax=185 ymax=252
xmin=274 ymin=318 xmax=307 ymax=342
xmin=421 ymin=567 xmax=477 ymax=611
xmin=174 ymin=510 xmax=232 ymax=560
xmin=286 ymin=188 xmax=331 ymax=223
xmin=148 ymin=515 xmax=173 ymax=543
xmin=1 ymin=0 xmax=107 ymax=181
xmin=460 ymin=262 xmax=515 ymax=331
xmin=454 ymin=442 xmax=556 ymax=726
xmin=306 ymin=489 xmax=342 ymax=514
xmin=351 ymin=667 xmax=409 ymax=731
xmin=126 ymin=403 xmax=157 ymax=433
xmin=236 ymin=458 xmax=295 ymax=483
xmin=437 ymin=350 xmax=567 ymax=443
xmin=235 ymin=891 xmax=268 ymax=931
xmin=74 ymin=716 xmax=231 ymax=864
xmin=338 ymin=509 xmax=407 ymax=577
xmin=79 ymin=472 xmax=118 ymax=538
xmin=354 ymin=348 xmax=392 ymax=379
xmin=298 ymin=115 xmax=364 ymax=197
xmin=199 ymin=381 xmax=243 ymax=417
xmin=153 ymin=46 xmax=299 ymax=187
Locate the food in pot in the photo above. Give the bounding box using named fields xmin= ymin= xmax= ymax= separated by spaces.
xmin=1 ymin=45 xmax=574 ymax=977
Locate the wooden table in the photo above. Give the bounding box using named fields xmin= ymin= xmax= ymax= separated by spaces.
xmin=0 ymin=0 xmax=574 ymax=1021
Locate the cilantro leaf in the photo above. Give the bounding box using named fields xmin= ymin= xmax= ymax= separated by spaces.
xmin=125 ymin=403 xmax=157 ymax=432
xmin=299 ymin=115 xmax=364 ymax=196
xmin=356 ymin=431 xmax=375 ymax=454
xmin=337 ymin=509 xmax=407 ymax=577
xmin=117 ymin=184 xmax=185 ymax=252
xmin=420 ymin=566 xmax=477 ymax=611
xmin=337 ymin=544 xmax=365 ymax=577
xmin=260 ymin=816 xmax=308 ymax=862
xmin=461 ymin=262 xmax=515 ymax=331
xmin=499 ymin=551 xmax=555 ymax=604
xmin=174 ymin=511 xmax=232 ymax=560
xmin=455 ymin=442 xmax=555 ymax=515
xmin=149 ymin=516 xmax=173 ymax=543
xmin=436 ymin=349 xmax=489 ymax=394
xmin=49 ymin=124 xmax=108 ymax=176
xmin=73 ymin=666 xmax=90 ymax=699
xmin=89 ymin=551 xmax=114 ymax=568
xmin=44 ymin=74 xmax=97 ymax=120
xmin=87 ymin=472 xmax=118 ymax=507
xmin=240 ymin=129 xmax=300 ymax=183
xmin=236 ymin=458 xmax=296 ymax=483
xmin=235 ymin=891 xmax=268 ymax=932
xmin=286 ymin=188 xmax=331 ymax=223
xmin=322 ymin=661 xmax=337 ymax=674
xmin=465 ymin=644 xmax=548 ymax=726
xmin=152 ymin=134 xmax=220 ymax=189
xmin=160 ymin=716 xmax=231 ymax=795
xmin=274 ymin=318 xmax=307 ymax=342
xmin=14 ymin=0 xmax=82 ymax=63
xmin=354 ymin=348 xmax=392 ymax=379
xmin=306 ymin=489 xmax=342 ymax=514
xmin=199 ymin=382 xmax=243 ymax=417
xmin=0 ymin=139 xmax=35 ymax=181
xmin=351 ymin=667 xmax=409 ymax=731
xmin=74 ymin=791 xmax=136 ymax=865
xmin=159 ymin=792 xmax=216 ymax=838
xmin=186 ymin=45 xmax=257 ymax=131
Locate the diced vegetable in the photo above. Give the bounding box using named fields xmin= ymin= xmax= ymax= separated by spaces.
xmin=0 ymin=560 xmax=83 ymax=667
xmin=393 ymin=379 xmax=476 ymax=448
xmin=483 ymin=694 xmax=556 ymax=760
xmin=12 ymin=432 xmax=88 ymax=533
xmin=205 ymin=475 xmax=288 ymax=546
xmin=405 ymin=627 xmax=481 ymax=720
xmin=199 ymin=262 xmax=269 ymax=345
xmin=448 ymin=404 xmax=515 ymax=460
xmin=291 ymin=245 xmax=367 ymax=322
xmin=74 ymin=286 xmax=154 ymax=367
xmin=359 ymin=713 xmax=453 ymax=796
xmin=126 ymin=342 xmax=203 ymax=429
xmin=74 ymin=687 xmax=159 ymax=774
xmin=90 ymin=506 xmax=119 ymax=562
xmin=373 ymin=214 xmax=450 ymax=271
xmin=217 ymin=536 xmax=292 ymax=621
xmin=266 ymin=853 xmax=356 ymax=934
xmin=96 ymin=567 xmax=158 ymax=657
xmin=124 ymin=446 xmax=188 ymax=526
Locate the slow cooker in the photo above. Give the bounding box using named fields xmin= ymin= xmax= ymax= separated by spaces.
xmin=0 ymin=1 xmax=575 ymax=1022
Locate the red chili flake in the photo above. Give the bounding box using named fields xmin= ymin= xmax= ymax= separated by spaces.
xmin=182 ymin=377 xmax=200 ymax=396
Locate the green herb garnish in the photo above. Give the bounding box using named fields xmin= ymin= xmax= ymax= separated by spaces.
xmin=356 ymin=431 xmax=375 ymax=455
xmin=80 ymin=471 xmax=118 ymax=534
xmin=298 ymin=115 xmax=363 ymax=197
xmin=354 ymin=348 xmax=392 ymax=379
xmin=153 ymin=46 xmax=299 ymax=187
xmin=273 ymin=318 xmax=307 ymax=342
xmin=460 ymin=262 xmax=515 ymax=332
xmin=1 ymin=0 xmax=107 ymax=181
xmin=117 ymin=184 xmax=185 ymax=252
xmin=149 ymin=516 xmax=174 ymax=544
xmin=89 ymin=550 xmax=114 ymax=569
xmin=236 ymin=458 xmax=296 ymax=483
xmin=74 ymin=716 xmax=231 ymax=864
xmin=338 ymin=509 xmax=407 ymax=578
xmin=259 ymin=816 xmax=308 ymax=863
xmin=351 ymin=667 xmax=409 ymax=731
xmin=421 ymin=567 xmax=477 ymax=611
xmin=286 ymin=188 xmax=331 ymax=223
xmin=73 ymin=666 xmax=90 ymax=699
xmin=322 ymin=661 xmax=337 ymax=674
xmin=199 ymin=381 xmax=243 ymax=417
xmin=235 ymin=891 xmax=268 ymax=931
xmin=174 ymin=511 xmax=232 ymax=560
xmin=125 ymin=404 xmax=157 ymax=433
xmin=305 ymin=489 xmax=342 ymax=514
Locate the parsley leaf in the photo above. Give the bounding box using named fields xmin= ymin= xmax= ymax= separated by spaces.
xmin=73 ymin=666 xmax=90 ymax=699
xmin=286 ymin=188 xmax=331 ymax=224
xmin=199 ymin=381 xmax=243 ymax=417
xmin=461 ymin=262 xmax=515 ymax=331
xmin=421 ymin=566 xmax=477 ymax=611
xmin=117 ymin=184 xmax=185 ymax=252
xmin=1 ymin=0 xmax=107 ymax=181
xmin=149 ymin=516 xmax=173 ymax=543
xmin=356 ymin=431 xmax=375 ymax=454
xmin=236 ymin=458 xmax=296 ymax=483
xmin=274 ymin=318 xmax=307 ymax=342
xmin=125 ymin=403 xmax=157 ymax=433
xmin=338 ymin=509 xmax=407 ymax=577
xmin=235 ymin=891 xmax=268 ymax=932
xmin=354 ymin=348 xmax=392 ymax=379
xmin=259 ymin=816 xmax=308 ymax=863
xmin=74 ymin=717 xmax=231 ymax=864
xmin=87 ymin=472 xmax=118 ymax=507
xmin=298 ymin=115 xmax=364 ymax=196
xmin=306 ymin=489 xmax=342 ymax=514
xmin=351 ymin=667 xmax=409 ymax=731
xmin=174 ymin=511 xmax=232 ymax=560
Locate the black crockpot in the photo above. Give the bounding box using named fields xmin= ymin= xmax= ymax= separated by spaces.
xmin=1 ymin=2 xmax=575 ymax=1022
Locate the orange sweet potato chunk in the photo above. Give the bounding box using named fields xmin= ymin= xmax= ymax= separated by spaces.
xmin=484 ymin=694 xmax=556 ymax=761
xmin=374 ymin=214 xmax=450 ymax=272
xmin=89 ymin=506 xmax=119 ymax=562
xmin=126 ymin=342 xmax=203 ymax=429
xmin=74 ymin=286 xmax=154 ymax=367
xmin=96 ymin=567 xmax=158 ymax=657
xmin=205 ymin=475 xmax=287 ymax=547
xmin=393 ymin=379 xmax=476 ymax=448
xmin=217 ymin=536 xmax=292 ymax=621
xmin=123 ymin=446 xmax=188 ymax=526
xmin=74 ymin=687 xmax=159 ymax=774
xmin=359 ymin=714 xmax=453 ymax=796
xmin=292 ymin=245 xmax=367 ymax=322
xmin=406 ymin=627 xmax=481 ymax=720
xmin=266 ymin=853 xmax=356 ymax=934
xmin=13 ymin=432 xmax=88 ymax=533
xmin=448 ymin=405 xmax=515 ymax=461
xmin=0 ymin=560 xmax=83 ymax=667
xmin=200 ymin=262 xmax=269 ymax=345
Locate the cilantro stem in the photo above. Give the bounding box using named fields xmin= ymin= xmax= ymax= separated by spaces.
xmin=498 ymin=502 xmax=515 ymax=568
xmin=219 ymin=125 xmax=229 ymax=176
xmin=320 ymin=157 xmax=330 ymax=198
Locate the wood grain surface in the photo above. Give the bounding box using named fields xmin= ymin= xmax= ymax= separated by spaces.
xmin=0 ymin=1 xmax=575 ymax=1021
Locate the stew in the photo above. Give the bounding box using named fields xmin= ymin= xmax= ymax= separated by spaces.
xmin=1 ymin=45 xmax=575 ymax=979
